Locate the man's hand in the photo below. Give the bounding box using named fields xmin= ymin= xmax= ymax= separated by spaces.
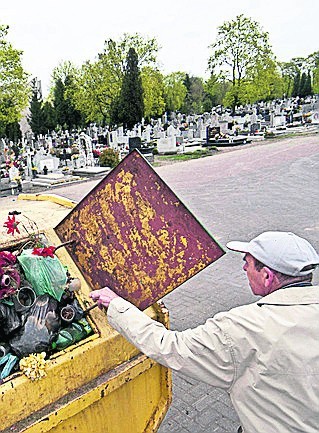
xmin=89 ymin=287 xmax=119 ymax=309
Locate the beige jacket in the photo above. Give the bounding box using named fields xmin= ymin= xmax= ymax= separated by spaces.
xmin=107 ymin=285 xmax=319 ymax=433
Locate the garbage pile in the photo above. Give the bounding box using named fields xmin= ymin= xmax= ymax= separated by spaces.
xmin=0 ymin=225 xmax=93 ymax=382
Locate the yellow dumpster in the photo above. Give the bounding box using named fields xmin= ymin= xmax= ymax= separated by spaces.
xmin=0 ymin=150 xmax=223 ymax=432
xmin=0 ymin=196 xmax=172 ymax=433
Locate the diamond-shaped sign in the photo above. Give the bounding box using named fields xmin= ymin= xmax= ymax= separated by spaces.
xmin=55 ymin=150 xmax=224 ymax=310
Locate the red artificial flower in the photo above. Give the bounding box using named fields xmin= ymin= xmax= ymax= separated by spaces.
xmin=3 ymin=215 xmax=20 ymax=236
xmin=32 ymin=246 xmax=56 ymax=258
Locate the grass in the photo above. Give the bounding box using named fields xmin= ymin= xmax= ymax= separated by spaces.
xmin=153 ymin=147 xmax=218 ymax=165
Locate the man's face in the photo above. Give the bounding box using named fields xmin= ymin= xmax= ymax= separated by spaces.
xmin=243 ymin=253 xmax=268 ymax=296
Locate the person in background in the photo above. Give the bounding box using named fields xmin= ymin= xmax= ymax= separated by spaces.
xmin=90 ymin=231 xmax=319 ymax=433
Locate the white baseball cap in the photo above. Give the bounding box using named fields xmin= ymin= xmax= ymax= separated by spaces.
xmin=226 ymin=231 xmax=319 ymax=276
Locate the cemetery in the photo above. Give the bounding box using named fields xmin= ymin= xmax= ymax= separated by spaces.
xmin=0 ymin=95 xmax=318 ymax=197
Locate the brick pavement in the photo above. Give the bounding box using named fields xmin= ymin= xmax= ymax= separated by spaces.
xmin=3 ymin=135 xmax=318 ymax=432
xmin=155 ymin=135 xmax=319 ymax=433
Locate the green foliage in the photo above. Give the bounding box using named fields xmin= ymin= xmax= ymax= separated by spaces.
xmin=115 ymin=48 xmax=144 ymax=128
xmin=5 ymin=122 xmax=22 ymax=142
xmin=299 ymin=72 xmax=307 ymax=97
xmin=181 ymin=75 xmax=205 ymax=114
xmin=163 ymin=72 xmax=187 ymax=112
xmin=69 ymin=33 xmax=159 ymax=126
xmin=52 ymin=62 xmax=83 ymax=130
xmin=241 ymin=58 xmax=283 ymax=103
xmin=313 ymin=67 xmax=319 ymax=94
xmin=0 ymin=24 xmax=30 ymax=136
xmin=42 ymin=101 xmax=57 ymax=131
xmin=298 ymin=71 xmax=312 ymax=97
xmin=208 ymin=15 xmax=275 ymax=110
xmin=103 ymin=33 xmax=160 ymax=70
xmin=71 ymin=59 xmax=120 ymax=125
xmin=141 ymin=66 xmax=165 ymax=120
xmin=29 ymin=78 xmax=45 ymax=137
xmin=99 ymin=147 xmax=120 ymax=168
xmin=203 ymin=74 xmax=231 ymax=110
xmin=292 ymin=71 xmax=300 ymax=97
xmin=279 ymin=61 xmax=299 ymax=97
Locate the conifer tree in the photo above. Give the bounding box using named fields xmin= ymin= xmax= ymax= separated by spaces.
xmin=299 ymin=72 xmax=307 ymax=97
xmin=116 ymin=48 xmax=144 ymax=129
xmin=29 ymin=78 xmax=45 ymax=137
xmin=292 ymin=71 xmax=300 ymax=97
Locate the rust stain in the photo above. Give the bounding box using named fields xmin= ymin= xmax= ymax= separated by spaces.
xmin=55 ymin=150 xmax=225 ymax=310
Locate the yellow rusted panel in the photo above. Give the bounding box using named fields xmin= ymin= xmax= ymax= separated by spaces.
xmin=55 ymin=150 xmax=224 ymax=310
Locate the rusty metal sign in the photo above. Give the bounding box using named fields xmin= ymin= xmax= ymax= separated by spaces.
xmin=55 ymin=150 xmax=224 ymax=310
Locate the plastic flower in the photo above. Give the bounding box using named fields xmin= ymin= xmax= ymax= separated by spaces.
xmin=20 ymin=352 xmax=48 ymax=381
xmin=32 ymin=246 xmax=56 ymax=258
xmin=3 ymin=214 xmax=20 ymax=236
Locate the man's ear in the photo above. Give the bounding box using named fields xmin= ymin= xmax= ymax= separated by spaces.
xmin=262 ymin=267 xmax=274 ymax=288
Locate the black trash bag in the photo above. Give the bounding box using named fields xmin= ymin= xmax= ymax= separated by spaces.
xmin=0 ymin=301 xmax=21 ymax=338
xmin=9 ymin=294 xmax=61 ymax=358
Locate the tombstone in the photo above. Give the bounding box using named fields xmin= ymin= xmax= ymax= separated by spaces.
xmin=250 ymin=122 xmax=261 ymax=134
xmin=145 ymin=125 xmax=152 ymax=143
xmin=187 ymin=129 xmax=194 ymax=140
xmin=157 ymin=136 xmax=178 ymax=154
xmin=9 ymin=165 xmax=19 ymax=182
xmin=311 ymin=111 xmax=319 ymax=124
xmin=210 ymin=112 xmax=219 ymax=126
xmin=153 ymin=125 xmax=160 ymax=138
xmin=166 ymin=124 xmax=176 ymax=137
xmin=109 ymin=131 xmax=118 ymax=149
xmin=129 ymin=136 xmax=142 ymax=152
xmin=117 ymin=126 xmax=124 ymax=139
xmin=206 ymin=126 xmax=221 ymax=144
xmin=219 ymin=121 xmax=229 ymax=134
xmin=199 ymin=128 xmax=207 ymax=140
xmin=137 ymin=124 xmax=142 ymax=138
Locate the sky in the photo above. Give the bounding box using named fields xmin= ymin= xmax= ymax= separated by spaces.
xmin=2 ymin=0 xmax=319 ymax=97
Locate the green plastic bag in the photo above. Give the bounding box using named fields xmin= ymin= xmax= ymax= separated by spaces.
xmin=17 ymin=250 xmax=67 ymax=301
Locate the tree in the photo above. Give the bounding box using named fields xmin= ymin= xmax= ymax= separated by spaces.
xmin=115 ymin=48 xmax=144 ymax=129
xmin=52 ymin=61 xmax=83 ymax=130
xmin=141 ymin=67 xmax=165 ymax=121
xmin=241 ymin=58 xmax=283 ymax=103
xmin=163 ymin=72 xmax=187 ymax=112
xmin=181 ymin=75 xmax=205 ymax=114
xmin=208 ymin=15 xmax=275 ymax=110
xmin=103 ymin=33 xmax=159 ymax=70
xmin=305 ymin=71 xmax=312 ymax=96
xmin=0 ymin=25 xmax=30 ymax=136
xmin=71 ymin=59 xmax=118 ymax=125
xmin=42 ymin=101 xmax=57 ymax=132
xmin=306 ymin=51 xmax=319 ymax=94
xmin=29 ymin=78 xmax=45 ymax=137
xmin=299 ymin=72 xmax=308 ymax=98
xmin=279 ymin=62 xmax=299 ymax=98
xmin=203 ymin=73 xmax=231 ymax=110
xmin=70 ymin=33 xmax=159 ymax=126
xmin=292 ymin=71 xmax=301 ymax=97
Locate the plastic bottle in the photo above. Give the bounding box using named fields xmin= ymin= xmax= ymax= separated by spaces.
xmin=52 ymin=318 xmax=92 ymax=350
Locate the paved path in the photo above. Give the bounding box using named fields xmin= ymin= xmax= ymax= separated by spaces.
xmin=2 ymin=134 xmax=318 ymax=432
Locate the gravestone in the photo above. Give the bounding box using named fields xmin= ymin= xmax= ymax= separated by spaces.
xmin=9 ymin=165 xmax=19 ymax=182
xmin=129 ymin=136 xmax=142 ymax=152
xmin=206 ymin=126 xmax=221 ymax=144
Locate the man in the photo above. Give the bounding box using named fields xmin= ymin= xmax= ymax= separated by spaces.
xmin=90 ymin=231 xmax=319 ymax=433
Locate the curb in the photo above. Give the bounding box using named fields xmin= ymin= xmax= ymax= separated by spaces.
xmin=17 ymin=193 xmax=77 ymax=208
